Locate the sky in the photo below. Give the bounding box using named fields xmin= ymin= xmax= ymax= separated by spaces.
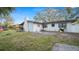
xmin=11 ymin=7 xmax=64 ymax=24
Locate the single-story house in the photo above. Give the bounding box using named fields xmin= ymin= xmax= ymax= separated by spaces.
xmin=22 ymin=17 xmax=79 ymax=33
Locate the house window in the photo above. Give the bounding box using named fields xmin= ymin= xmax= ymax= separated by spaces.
xmin=43 ymin=24 xmax=47 ymax=28
xmin=51 ymin=24 xmax=55 ymax=27
xmin=58 ymin=23 xmax=66 ymax=28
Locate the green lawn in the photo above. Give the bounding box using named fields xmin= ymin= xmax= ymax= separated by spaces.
xmin=0 ymin=30 xmax=79 ymax=51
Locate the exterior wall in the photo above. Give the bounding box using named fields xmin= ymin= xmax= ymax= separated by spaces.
xmin=65 ymin=23 xmax=79 ymax=33
xmin=23 ymin=20 xmax=29 ymax=32
xmin=23 ymin=20 xmax=79 ymax=33
xmin=33 ymin=23 xmax=43 ymax=32
xmin=44 ymin=23 xmax=59 ymax=31
xmin=23 ymin=20 xmax=43 ymax=32
xmin=28 ymin=22 xmax=33 ymax=32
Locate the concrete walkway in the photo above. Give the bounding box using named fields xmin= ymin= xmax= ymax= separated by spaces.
xmin=52 ymin=43 xmax=79 ymax=51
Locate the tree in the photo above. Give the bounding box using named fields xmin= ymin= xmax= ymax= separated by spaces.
xmin=0 ymin=7 xmax=15 ymax=30
xmin=4 ymin=15 xmax=14 ymax=24
xmin=0 ymin=7 xmax=15 ymax=17
xmin=34 ymin=8 xmax=65 ymax=22
xmin=65 ymin=7 xmax=79 ymax=19
xmin=3 ymin=15 xmax=15 ymax=30
xmin=0 ymin=7 xmax=15 ymax=24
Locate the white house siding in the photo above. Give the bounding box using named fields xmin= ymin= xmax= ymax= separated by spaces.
xmin=23 ymin=20 xmax=29 ymax=32
xmin=23 ymin=22 xmax=33 ymax=32
xmin=33 ymin=23 xmax=42 ymax=32
xmin=44 ymin=23 xmax=59 ymax=31
xmin=23 ymin=20 xmax=43 ymax=32
xmin=65 ymin=23 xmax=79 ymax=33
xmin=28 ymin=22 xmax=33 ymax=32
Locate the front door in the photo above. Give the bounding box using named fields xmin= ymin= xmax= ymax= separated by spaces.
xmin=58 ymin=23 xmax=66 ymax=32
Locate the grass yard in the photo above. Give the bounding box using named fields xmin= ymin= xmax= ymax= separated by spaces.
xmin=0 ymin=30 xmax=79 ymax=51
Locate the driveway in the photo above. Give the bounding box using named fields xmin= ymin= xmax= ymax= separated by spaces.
xmin=52 ymin=43 xmax=79 ymax=51
xmin=39 ymin=31 xmax=79 ymax=39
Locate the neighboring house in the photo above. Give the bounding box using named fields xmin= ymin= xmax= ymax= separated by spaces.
xmin=22 ymin=18 xmax=79 ymax=33
xmin=13 ymin=23 xmax=24 ymax=32
xmin=19 ymin=22 xmax=24 ymax=32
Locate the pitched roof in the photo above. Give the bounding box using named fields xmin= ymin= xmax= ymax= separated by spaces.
xmin=27 ymin=21 xmax=42 ymax=24
xmin=21 ymin=17 xmax=78 ymax=25
xmin=20 ymin=22 xmax=24 ymax=25
xmin=26 ymin=19 xmax=76 ymax=24
xmin=45 ymin=19 xmax=76 ymax=24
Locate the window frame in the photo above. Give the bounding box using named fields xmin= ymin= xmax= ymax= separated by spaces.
xmin=51 ymin=23 xmax=55 ymax=27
